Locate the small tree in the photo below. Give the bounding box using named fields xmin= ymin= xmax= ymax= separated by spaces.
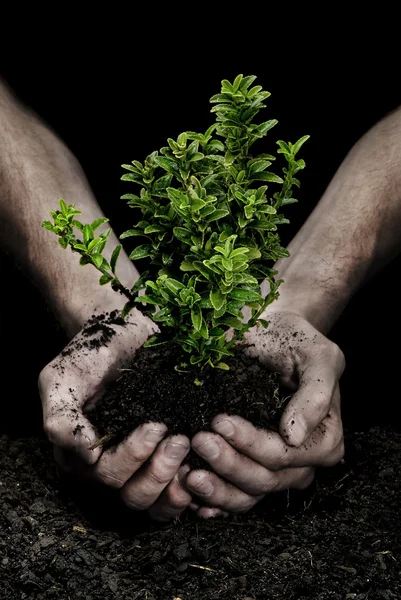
xmin=43 ymin=74 xmax=308 ymax=370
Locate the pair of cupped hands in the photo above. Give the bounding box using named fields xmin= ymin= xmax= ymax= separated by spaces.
xmin=38 ymin=307 xmax=345 ymax=522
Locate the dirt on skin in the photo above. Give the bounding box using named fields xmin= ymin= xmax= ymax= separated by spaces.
xmin=1 ymin=427 xmax=401 ymax=599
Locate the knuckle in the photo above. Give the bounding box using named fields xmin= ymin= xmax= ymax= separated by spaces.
xmin=43 ymin=418 xmax=60 ymax=444
xmin=261 ymin=472 xmax=279 ymax=493
xmin=269 ymin=447 xmax=291 ymax=470
xmin=217 ymin=460 xmax=236 ymax=480
xmin=322 ymin=340 xmax=346 ymax=373
xmin=95 ymin=466 xmax=125 ymax=489
xmin=120 ymin=487 xmax=148 ymax=511
xmin=148 ymin=467 xmax=173 ymax=487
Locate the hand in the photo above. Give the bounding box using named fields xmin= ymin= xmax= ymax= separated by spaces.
xmin=186 ymin=309 xmax=345 ymax=518
xmin=38 ymin=310 xmax=192 ymax=522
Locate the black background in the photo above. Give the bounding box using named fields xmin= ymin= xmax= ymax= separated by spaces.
xmin=1 ymin=27 xmax=401 ymax=434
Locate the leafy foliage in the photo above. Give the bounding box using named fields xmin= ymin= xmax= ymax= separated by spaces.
xmin=43 ymin=74 xmax=309 ymax=370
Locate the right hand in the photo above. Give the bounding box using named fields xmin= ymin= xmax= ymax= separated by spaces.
xmin=186 ymin=308 xmax=345 ymax=519
xmin=38 ymin=310 xmax=192 ymax=522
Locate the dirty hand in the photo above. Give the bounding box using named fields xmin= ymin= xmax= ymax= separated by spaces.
xmin=38 ymin=310 xmax=192 ymax=522
xmin=186 ymin=310 xmax=345 ymax=518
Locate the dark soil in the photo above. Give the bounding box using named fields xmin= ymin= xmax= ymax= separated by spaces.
xmin=1 ymin=427 xmax=401 ymax=599
xmin=89 ymin=342 xmax=285 ymax=449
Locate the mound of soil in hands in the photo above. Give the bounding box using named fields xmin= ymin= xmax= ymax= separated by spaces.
xmin=89 ymin=342 xmax=286 ymax=449
xmin=1 ymin=427 xmax=401 ymax=599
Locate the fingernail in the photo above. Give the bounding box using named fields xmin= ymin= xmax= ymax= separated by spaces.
xmin=213 ymin=419 xmax=235 ymax=438
xmin=164 ymin=442 xmax=189 ymax=461
xmin=288 ymin=416 xmax=307 ymax=446
xmin=144 ymin=428 xmax=166 ymax=445
xmin=196 ymin=440 xmax=220 ymax=460
xmin=195 ymin=475 xmax=214 ymax=495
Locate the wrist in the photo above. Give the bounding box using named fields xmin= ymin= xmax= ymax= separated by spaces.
xmin=261 ymin=278 xmax=348 ymax=335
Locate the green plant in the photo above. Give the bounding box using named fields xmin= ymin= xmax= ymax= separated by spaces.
xmin=42 ymin=74 xmax=308 ymax=370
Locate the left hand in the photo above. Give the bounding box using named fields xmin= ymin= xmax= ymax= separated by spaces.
xmin=186 ymin=310 xmax=345 ymax=518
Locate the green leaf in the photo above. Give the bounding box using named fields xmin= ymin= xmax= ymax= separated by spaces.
xmin=192 ymin=261 xmax=212 ymax=281
xmin=258 ymin=318 xmax=269 ymax=328
xmin=72 ymin=220 xmax=84 ymax=232
xmin=191 ymin=304 xmax=203 ymax=331
xmin=87 ymin=238 xmax=103 ymax=252
xmin=165 ymin=278 xmax=186 ymax=295
xmin=152 ymin=307 xmax=172 ymax=322
xmin=99 ymin=274 xmax=113 ymax=285
xmin=292 ymin=135 xmax=310 ymax=157
xmin=229 ymin=288 xmax=263 ymax=303
xmin=135 ymin=295 xmax=160 ymax=305
xmin=59 ymin=199 xmax=68 ymax=216
xmin=154 ymin=156 xmax=179 ymax=174
xmin=216 ymin=362 xmax=230 ymax=370
xmin=144 ymin=225 xmax=165 ymax=234
xmin=144 ymin=335 xmax=169 ymax=348
xmin=249 ymin=172 xmax=283 ymax=183
xmin=173 ymin=227 xmax=192 ymax=244
xmin=42 ymin=221 xmax=55 ymax=232
xmin=72 ymin=243 xmax=87 ymax=252
xmin=91 ymin=254 xmax=103 ymax=269
xmin=232 ymin=74 xmax=243 ymax=92
xmin=190 ymin=197 xmax=206 ymax=211
xmin=187 ymin=152 xmax=204 ymax=162
xmin=248 ymin=160 xmax=272 ymax=174
xmin=254 ymin=120 xmax=278 ymax=136
xmin=130 ymin=271 xmax=150 ymax=294
xmin=58 ymin=237 xmax=68 ymax=249
xmin=239 ymin=75 xmax=257 ymax=91
xmin=110 ymin=245 xmax=122 ymax=273
xmin=129 ymin=245 xmax=153 ymax=260
xmin=91 ymin=217 xmax=109 ymax=231
xmin=281 ymin=197 xmax=298 ymax=205
xmin=210 ymin=288 xmax=226 ymax=311
xmin=83 ymin=224 xmax=94 ymax=245
xmin=206 ymin=209 xmax=230 ymax=222
xmin=180 ymin=261 xmax=197 ymax=272
xmin=120 ymin=229 xmax=147 ymax=239
xmin=221 ymin=316 xmax=244 ymax=329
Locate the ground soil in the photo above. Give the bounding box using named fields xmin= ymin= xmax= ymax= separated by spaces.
xmin=1 ymin=426 xmax=401 ymax=599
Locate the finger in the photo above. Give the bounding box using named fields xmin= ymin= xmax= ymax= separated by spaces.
xmin=280 ymin=349 xmax=345 ymax=446
xmin=186 ymin=470 xmax=262 ymax=513
xmin=121 ymin=435 xmax=190 ymax=511
xmin=192 ymin=432 xmax=314 ymax=495
xmin=148 ymin=465 xmax=192 ymax=522
xmin=90 ymin=423 xmax=167 ymax=487
xmin=212 ymin=404 xmax=344 ymax=470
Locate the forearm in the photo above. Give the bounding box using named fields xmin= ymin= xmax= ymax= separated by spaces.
xmin=264 ymin=106 xmax=401 ymax=334
xmin=0 ymin=79 xmax=143 ymax=338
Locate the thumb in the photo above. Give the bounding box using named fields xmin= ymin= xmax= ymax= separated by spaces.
xmin=279 ymin=362 xmax=340 ymax=446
